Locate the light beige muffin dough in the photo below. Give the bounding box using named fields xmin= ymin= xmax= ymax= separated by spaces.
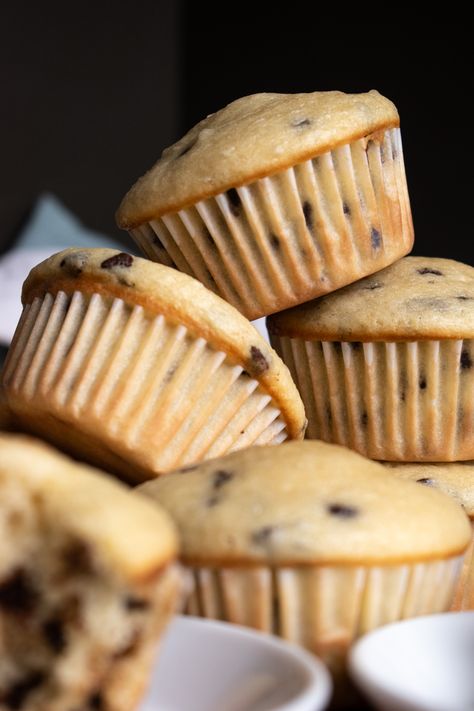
xmin=117 ymin=90 xmax=398 ymax=228
xmin=267 ymin=257 xmax=474 ymax=341
xmin=139 ymin=440 xmax=470 ymax=565
xmin=386 ymin=462 xmax=474 ymax=515
xmin=0 ymin=433 xmax=180 ymax=711
xmin=18 ymin=248 xmax=305 ymax=439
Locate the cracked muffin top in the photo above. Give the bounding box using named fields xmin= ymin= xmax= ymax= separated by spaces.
xmin=138 ymin=440 xmax=470 ymax=566
xmin=22 ymin=248 xmax=306 ymax=439
xmin=116 ymin=90 xmax=398 ymax=229
xmin=267 ymin=257 xmax=474 ymax=341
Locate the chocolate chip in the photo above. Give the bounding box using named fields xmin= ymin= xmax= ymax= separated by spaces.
xmin=59 ymin=252 xmax=88 ymax=277
xmin=343 ymin=202 xmax=351 ymax=215
xmin=456 ymin=295 xmax=473 ymax=301
xmin=461 ymin=349 xmax=472 ymax=370
xmin=302 ymin=201 xmax=313 ymax=231
xmin=124 ymin=597 xmax=149 ymax=611
xmin=88 ymin=691 xmax=104 ymax=709
xmin=43 ymin=618 xmax=66 ymax=654
xmin=249 ymin=346 xmax=269 ymax=375
xmin=327 ymin=503 xmax=358 ymax=518
xmin=419 ymin=375 xmax=427 ymax=390
xmin=416 ymin=477 xmax=434 ymax=485
xmin=100 ymin=252 xmax=133 ymax=270
xmin=292 ymin=118 xmax=311 ymax=128
xmin=370 ymin=227 xmax=382 ymax=249
xmin=417 ymin=267 xmax=443 ymax=276
xmin=270 ymin=234 xmax=280 ymax=250
xmin=2 ymin=671 xmax=45 ymax=709
xmin=226 ymin=188 xmax=241 ymax=216
xmin=362 ymin=281 xmax=382 ymax=291
xmin=213 ymin=470 xmax=234 ymax=489
xmin=152 ymin=234 xmax=164 ymax=249
xmin=251 ymin=526 xmax=274 ymax=545
xmin=0 ymin=570 xmax=37 ymax=614
xmin=62 ymin=540 xmax=94 ymax=576
xmin=360 ymin=411 xmax=368 ymax=427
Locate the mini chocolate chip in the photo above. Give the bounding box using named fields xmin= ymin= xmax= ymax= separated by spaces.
xmin=43 ymin=618 xmax=66 ymax=654
xmin=249 ymin=346 xmax=269 ymax=375
xmin=251 ymin=526 xmax=274 ymax=545
xmin=419 ymin=375 xmax=427 ymax=390
xmin=88 ymin=691 xmax=104 ymax=709
xmin=292 ymin=117 xmax=311 ymax=128
xmin=152 ymin=234 xmax=164 ymax=249
xmin=327 ymin=503 xmax=358 ymax=518
xmin=227 ymin=188 xmax=241 ymax=216
xmin=213 ymin=470 xmax=234 ymax=489
xmin=417 ymin=267 xmax=443 ymax=276
xmin=62 ymin=540 xmax=93 ymax=575
xmin=125 ymin=597 xmax=150 ymax=611
xmin=360 ymin=411 xmax=368 ymax=426
xmin=118 ymin=277 xmax=134 ymax=287
xmin=461 ymin=349 xmax=472 ymax=370
xmin=370 ymin=227 xmax=382 ymax=249
xmin=0 ymin=570 xmax=37 ymax=614
xmin=343 ymin=202 xmax=351 ymax=215
xmin=100 ymin=252 xmax=133 ymax=270
xmin=59 ymin=252 xmax=88 ymax=277
xmin=362 ymin=281 xmax=382 ymax=291
xmin=416 ymin=477 xmax=434 ymax=485
xmin=457 ymin=295 xmax=473 ymax=301
xmin=2 ymin=671 xmax=46 ymax=709
xmin=270 ymin=234 xmax=280 ymax=250
xmin=302 ymin=201 xmax=313 ymax=231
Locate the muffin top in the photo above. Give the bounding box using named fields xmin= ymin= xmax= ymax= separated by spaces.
xmin=267 ymin=257 xmax=474 ymax=341
xmin=22 ymin=248 xmax=306 ymax=439
xmin=116 ymin=90 xmax=397 ymax=229
xmin=0 ymin=433 xmax=178 ymax=580
xmin=387 ymin=462 xmax=474 ymax=518
xmin=138 ymin=441 xmax=470 ymax=566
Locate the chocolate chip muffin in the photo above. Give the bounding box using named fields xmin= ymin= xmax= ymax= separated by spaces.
xmin=1 ymin=248 xmax=305 ymax=483
xmin=268 ymin=256 xmax=474 ymax=461
xmin=387 ymin=461 xmax=474 ymax=611
xmin=117 ymin=90 xmax=413 ymax=320
xmin=0 ymin=433 xmax=181 ymax=711
xmin=138 ymin=440 xmax=470 ymax=685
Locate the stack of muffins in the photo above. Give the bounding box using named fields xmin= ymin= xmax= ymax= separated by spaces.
xmin=1 ymin=89 xmax=473 ymax=708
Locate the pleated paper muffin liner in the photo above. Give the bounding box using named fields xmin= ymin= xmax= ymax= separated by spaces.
xmin=270 ymin=336 xmax=474 ymax=461
xmin=184 ymin=556 xmax=463 ymax=675
xmin=130 ymin=127 xmax=413 ymax=320
xmin=451 ymin=520 xmax=474 ymax=611
xmin=2 ymin=290 xmax=288 ymax=482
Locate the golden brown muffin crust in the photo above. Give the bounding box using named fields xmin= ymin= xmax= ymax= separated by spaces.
xmin=116 ymin=90 xmax=398 ymax=228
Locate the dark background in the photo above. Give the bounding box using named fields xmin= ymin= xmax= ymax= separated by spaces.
xmin=1 ymin=9 xmax=472 ymax=263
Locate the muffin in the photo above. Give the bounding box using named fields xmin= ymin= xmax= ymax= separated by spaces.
xmin=0 ymin=433 xmax=181 ymax=711
xmin=268 ymin=256 xmax=474 ymax=461
xmin=116 ymin=90 xmax=413 ymax=320
xmin=138 ymin=440 xmax=470 ymax=682
xmin=1 ymin=248 xmax=305 ymax=483
xmin=387 ymin=461 xmax=474 ymax=611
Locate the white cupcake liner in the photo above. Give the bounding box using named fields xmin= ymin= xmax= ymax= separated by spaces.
xmin=130 ymin=128 xmax=413 ymax=320
xmin=451 ymin=521 xmax=474 ymax=611
xmin=185 ymin=556 xmax=462 ymax=672
xmin=270 ymin=336 xmax=474 ymax=461
xmin=2 ymin=291 xmax=288 ymax=481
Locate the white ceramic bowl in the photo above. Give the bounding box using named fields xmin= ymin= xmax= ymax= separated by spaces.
xmin=349 ymin=611 xmax=474 ymax=711
xmin=139 ymin=615 xmax=332 ymax=711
